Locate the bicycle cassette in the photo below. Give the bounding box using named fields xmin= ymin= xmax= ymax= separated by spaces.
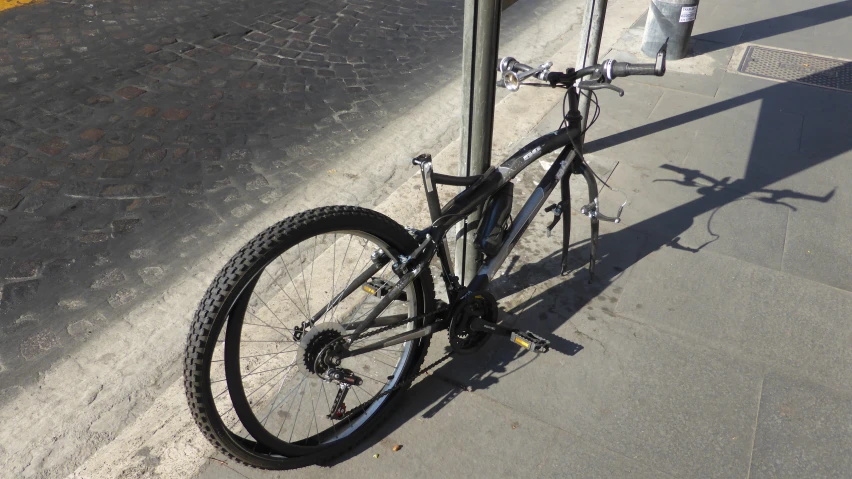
xmin=297 ymin=322 xmax=347 ymax=376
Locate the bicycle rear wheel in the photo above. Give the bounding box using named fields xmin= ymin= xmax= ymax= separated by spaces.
xmin=184 ymin=206 xmax=434 ymax=469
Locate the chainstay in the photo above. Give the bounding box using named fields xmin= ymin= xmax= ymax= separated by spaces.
xmin=352 ymin=307 xmax=447 ymax=341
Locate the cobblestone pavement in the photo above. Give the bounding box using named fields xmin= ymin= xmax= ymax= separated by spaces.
xmin=0 ymin=0 xmax=462 ymax=390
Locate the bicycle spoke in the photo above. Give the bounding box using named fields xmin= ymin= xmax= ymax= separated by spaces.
xmin=260 ymin=365 xmax=299 ymax=427
xmin=287 ymin=379 xmax=308 ymax=442
xmin=309 ymin=380 xmax=323 ymax=440
xmin=212 ymin=350 xmax=293 ymax=385
xmin=329 ymin=233 xmax=336 ymax=326
xmin=320 ymin=381 xmax=337 ymax=437
xmin=264 ymin=269 xmax=310 ymax=322
xmin=243 ymin=320 xmax=291 ymax=336
xmin=333 ymin=241 xmax=367 ymax=324
xmin=279 ymin=256 xmax=308 ymax=323
xmin=244 ymin=297 xmax=291 ymax=334
xmin=327 ymin=235 xmax=354 ymax=324
xmin=363 ymin=352 xmax=398 ymax=370
xmin=307 ymin=235 xmax=317 ymax=324
xmin=276 ymin=377 xmax=306 ymax=439
xmin=297 ymin=241 xmax=311 ymax=318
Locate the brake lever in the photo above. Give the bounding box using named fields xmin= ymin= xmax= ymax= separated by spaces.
xmin=577 ymin=80 xmax=624 ymax=97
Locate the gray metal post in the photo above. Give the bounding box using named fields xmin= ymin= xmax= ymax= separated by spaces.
xmin=642 ymin=0 xmax=699 ymax=60
xmin=574 ymin=0 xmax=609 ymax=135
xmin=455 ymin=0 xmax=502 ymax=285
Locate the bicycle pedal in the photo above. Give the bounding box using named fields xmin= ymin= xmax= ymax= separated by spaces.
xmin=510 ymin=331 xmax=550 ymax=353
xmin=363 ymin=278 xmax=407 ymax=302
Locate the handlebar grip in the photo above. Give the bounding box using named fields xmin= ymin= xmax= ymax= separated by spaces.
xmin=610 ymin=62 xmax=658 ymax=78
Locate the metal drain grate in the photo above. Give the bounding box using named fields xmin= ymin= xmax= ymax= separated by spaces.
xmin=738 ymin=46 xmax=852 ymax=92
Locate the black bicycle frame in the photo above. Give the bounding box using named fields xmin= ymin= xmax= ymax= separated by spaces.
xmin=339 ymin=87 xmax=603 ymax=358
xmin=429 ymin=87 xmax=600 ymax=291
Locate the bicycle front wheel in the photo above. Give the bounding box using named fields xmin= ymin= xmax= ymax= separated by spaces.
xmin=185 ymin=206 xmax=435 ymax=469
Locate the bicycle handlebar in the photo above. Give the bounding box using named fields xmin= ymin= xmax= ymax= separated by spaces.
xmin=609 ymin=61 xmax=657 ymax=78
xmin=500 ymin=43 xmax=667 ymax=90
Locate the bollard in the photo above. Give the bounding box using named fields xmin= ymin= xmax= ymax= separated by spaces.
xmin=641 ymin=0 xmax=699 ymax=60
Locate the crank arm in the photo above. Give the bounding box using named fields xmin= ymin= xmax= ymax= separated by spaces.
xmin=469 ymin=316 xmax=515 ymax=336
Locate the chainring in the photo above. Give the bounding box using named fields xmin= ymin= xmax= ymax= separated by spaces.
xmin=297 ymin=322 xmax=347 ymax=376
xmin=448 ymin=291 xmax=498 ymax=355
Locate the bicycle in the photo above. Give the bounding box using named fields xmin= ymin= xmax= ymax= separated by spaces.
xmin=184 ymin=47 xmax=667 ymax=469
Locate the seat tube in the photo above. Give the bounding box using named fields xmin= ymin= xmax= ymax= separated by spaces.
xmin=418 ymin=156 xmax=456 ymax=279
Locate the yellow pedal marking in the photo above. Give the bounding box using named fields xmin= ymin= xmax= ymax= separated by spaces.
xmin=0 ymin=0 xmax=45 ymax=14
xmin=362 ymin=285 xmax=377 ymax=295
xmin=513 ymin=337 xmax=531 ymax=349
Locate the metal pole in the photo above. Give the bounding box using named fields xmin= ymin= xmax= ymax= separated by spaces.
xmin=642 ymin=0 xmax=699 ymax=60
xmin=455 ymin=0 xmax=502 ymax=285
xmin=574 ymin=0 xmax=609 ymax=135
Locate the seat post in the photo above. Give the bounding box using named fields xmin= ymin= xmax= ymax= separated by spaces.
xmin=413 ymin=154 xmax=443 ymax=223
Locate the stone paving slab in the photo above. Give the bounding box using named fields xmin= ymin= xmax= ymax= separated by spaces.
xmin=537 ymin=430 xmax=677 ymax=479
xmin=783 ymin=207 xmax=852 ymax=293
xmin=750 ymin=373 xmax=852 ymax=479
xmin=431 ymin=282 xmax=763 ymax=479
xmin=616 ymin=247 xmax=852 ymax=391
xmin=199 ymin=376 xmax=561 ymax=479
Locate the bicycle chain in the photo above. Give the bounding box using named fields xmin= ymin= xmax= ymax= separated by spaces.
xmin=335 ymin=307 xmax=453 ymax=421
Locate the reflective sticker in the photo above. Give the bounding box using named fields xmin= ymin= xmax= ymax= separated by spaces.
xmin=679 ymin=5 xmax=697 ymax=22
xmin=522 ymin=146 xmax=542 ymax=161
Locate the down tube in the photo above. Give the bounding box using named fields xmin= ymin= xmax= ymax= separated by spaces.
xmin=468 ymin=147 xmax=575 ymax=292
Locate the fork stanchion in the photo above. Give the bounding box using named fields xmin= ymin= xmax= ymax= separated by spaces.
xmin=456 ymin=0 xmax=502 ymax=285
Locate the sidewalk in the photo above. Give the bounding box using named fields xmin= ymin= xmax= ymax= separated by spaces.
xmin=197 ymin=0 xmax=852 ymax=477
